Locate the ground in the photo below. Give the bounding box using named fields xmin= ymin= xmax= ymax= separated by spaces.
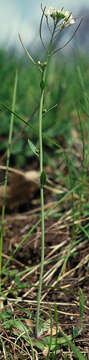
xmin=0 ymin=163 xmax=89 ymax=359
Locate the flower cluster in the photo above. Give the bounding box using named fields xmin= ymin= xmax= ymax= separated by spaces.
xmin=47 ymin=8 xmax=75 ymax=28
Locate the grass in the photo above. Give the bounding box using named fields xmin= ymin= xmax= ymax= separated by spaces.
xmin=0 ymin=19 xmax=89 ymax=359
xmin=0 ymin=71 xmax=18 ymax=290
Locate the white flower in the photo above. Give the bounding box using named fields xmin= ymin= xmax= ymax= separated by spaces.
xmin=48 ymin=8 xmax=55 ymax=15
xmin=47 ymin=7 xmax=75 ymax=27
xmin=67 ymin=18 xmax=75 ymax=26
xmin=60 ymin=9 xmax=69 ymax=19
xmin=48 ymin=8 xmax=57 ymax=20
xmin=48 ymin=8 xmax=69 ymax=20
xmin=61 ymin=13 xmax=75 ymax=29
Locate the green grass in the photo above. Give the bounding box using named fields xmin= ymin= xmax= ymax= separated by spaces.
xmin=0 ymin=48 xmax=89 ymax=167
xmin=0 ymin=70 xmax=18 ymax=290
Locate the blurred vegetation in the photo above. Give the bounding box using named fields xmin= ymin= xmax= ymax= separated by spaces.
xmin=0 ymin=47 xmax=89 ymax=168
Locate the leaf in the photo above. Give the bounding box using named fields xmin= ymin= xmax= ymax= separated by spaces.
xmin=40 ymin=171 xmax=46 ymax=186
xmin=73 ymin=327 xmax=79 ymax=338
xmin=28 ymin=139 xmax=39 ymax=157
xmin=33 ymin=339 xmax=44 ymax=351
xmin=40 ymin=79 xmax=45 ymax=90
xmin=59 ymin=327 xmax=87 ymax=360
xmin=13 ymin=320 xmax=28 ymax=333
xmin=43 ymin=335 xmax=72 ymax=348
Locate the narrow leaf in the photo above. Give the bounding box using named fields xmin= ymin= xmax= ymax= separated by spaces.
xmin=40 ymin=171 xmax=46 ymax=186
xmin=28 ymin=139 xmax=39 ymax=157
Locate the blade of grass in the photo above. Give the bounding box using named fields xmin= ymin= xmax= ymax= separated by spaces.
xmin=59 ymin=326 xmax=87 ymax=360
xmin=0 ymin=70 xmax=18 ymax=291
xmin=54 ymin=303 xmax=59 ymax=358
xmin=0 ymin=103 xmax=34 ymax=130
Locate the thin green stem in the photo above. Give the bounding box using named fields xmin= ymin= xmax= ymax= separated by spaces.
xmin=35 ymin=66 xmax=47 ymax=338
xmin=0 ymin=71 xmax=18 ymax=291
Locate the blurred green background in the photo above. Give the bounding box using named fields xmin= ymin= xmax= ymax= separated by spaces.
xmin=0 ymin=47 xmax=89 ymax=169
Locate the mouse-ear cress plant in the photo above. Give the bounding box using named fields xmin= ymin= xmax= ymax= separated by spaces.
xmin=19 ymin=4 xmax=82 ymax=338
